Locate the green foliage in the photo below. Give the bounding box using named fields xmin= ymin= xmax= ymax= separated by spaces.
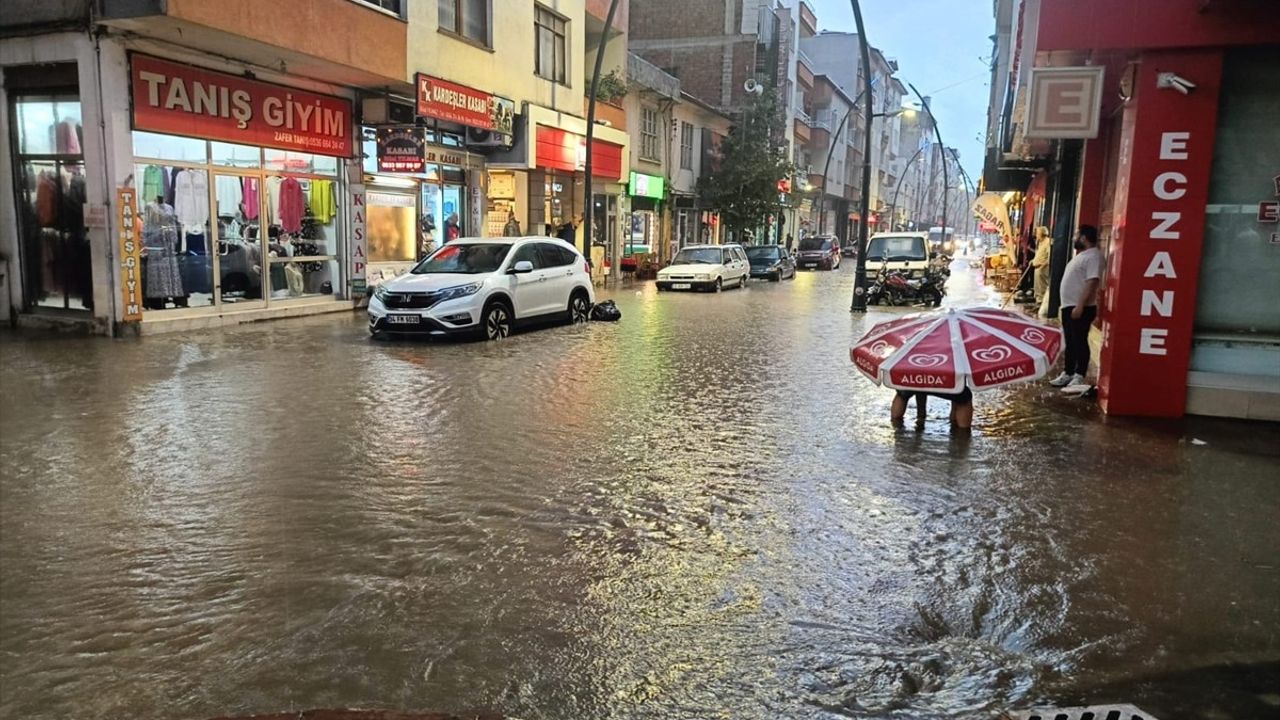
xmin=594 ymin=69 xmax=628 ymax=103
xmin=696 ymin=91 xmax=795 ymax=235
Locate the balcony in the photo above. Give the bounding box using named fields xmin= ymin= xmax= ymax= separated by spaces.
xmin=797 ymin=52 xmax=815 ymax=89
xmin=793 ymin=112 xmax=812 ymax=144
xmin=584 ymin=96 xmax=627 ymax=130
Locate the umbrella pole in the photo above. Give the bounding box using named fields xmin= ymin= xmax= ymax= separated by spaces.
xmin=1000 ymin=263 xmax=1036 ymax=310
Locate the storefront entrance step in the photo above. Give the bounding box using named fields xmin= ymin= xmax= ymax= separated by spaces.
xmin=138 ymin=298 xmax=354 ymax=336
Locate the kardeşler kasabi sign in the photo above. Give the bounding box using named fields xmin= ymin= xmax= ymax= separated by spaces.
xmin=376 ymin=127 xmax=426 ymax=173
xmin=131 ymin=54 xmax=352 ymax=157
xmin=415 ymin=74 xmax=514 ymax=135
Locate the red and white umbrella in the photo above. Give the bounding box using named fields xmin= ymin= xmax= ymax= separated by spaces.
xmin=850 ymin=307 xmax=1063 ymax=393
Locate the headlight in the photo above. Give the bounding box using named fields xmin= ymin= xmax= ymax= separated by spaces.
xmin=373 ymin=284 xmax=390 ymax=301
xmin=438 ymin=282 xmax=482 ymax=302
xmin=695 ymin=273 xmax=710 ymax=280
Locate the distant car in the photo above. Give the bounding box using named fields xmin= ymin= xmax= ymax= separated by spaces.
xmin=796 ymin=235 xmax=841 ymax=270
xmin=368 ymin=237 xmax=594 ymax=340
xmin=745 ymin=244 xmax=796 ymax=281
xmin=657 ymin=244 xmax=750 ymax=291
xmin=863 ymin=232 xmax=930 ymax=281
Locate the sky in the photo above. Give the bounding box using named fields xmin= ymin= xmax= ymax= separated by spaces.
xmin=807 ymin=0 xmax=993 ymax=182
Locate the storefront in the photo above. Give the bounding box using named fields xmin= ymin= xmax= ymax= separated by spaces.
xmin=628 ymin=171 xmax=664 ymax=256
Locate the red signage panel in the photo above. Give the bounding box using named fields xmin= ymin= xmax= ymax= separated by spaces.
xmin=130 ymin=54 xmax=352 ymax=157
xmin=1097 ymin=48 xmax=1224 ymax=417
xmin=416 ymin=74 xmax=514 ymax=134
xmin=534 ymin=126 xmax=623 ymax=181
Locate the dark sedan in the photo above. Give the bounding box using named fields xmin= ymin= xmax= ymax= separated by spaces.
xmin=795 ymin=235 xmax=842 ymax=270
xmin=746 ymin=244 xmax=796 ymax=281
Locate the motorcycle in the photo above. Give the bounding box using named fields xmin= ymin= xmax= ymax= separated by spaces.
xmin=869 ymin=266 xmax=946 ymax=307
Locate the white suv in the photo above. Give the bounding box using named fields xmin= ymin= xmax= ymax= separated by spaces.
xmin=368 ymin=237 xmax=595 ymax=340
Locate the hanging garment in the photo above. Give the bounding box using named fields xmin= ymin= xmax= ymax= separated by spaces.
xmin=309 ymin=179 xmax=336 ymax=224
xmin=284 ymin=262 xmax=305 ymax=296
xmin=173 ymin=169 xmax=210 ymax=235
xmin=144 ymin=201 xmax=176 ymax=231
xmin=35 ymin=171 xmax=59 ymax=227
xmin=142 ymin=165 xmax=165 ymax=204
xmin=215 ymin=175 xmax=243 ymax=218
xmin=144 ymin=246 xmax=184 ymax=299
xmin=265 ymin=176 xmax=283 ymax=225
xmin=242 ymin=178 xmax=261 ymax=221
xmin=185 ymin=232 xmax=207 ymax=255
xmin=278 ymin=177 xmax=305 ymax=234
xmin=165 ymin=167 xmax=181 ymax=205
xmin=55 ymin=119 xmax=81 ymax=154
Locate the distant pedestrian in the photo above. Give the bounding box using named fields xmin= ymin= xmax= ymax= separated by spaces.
xmin=444 ymin=213 xmax=461 ymax=242
xmin=557 ymin=215 xmax=579 ymax=247
xmin=1050 ymin=224 xmax=1104 ymax=388
xmin=785 ymin=233 xmax=794 ymax=254
xmin=891 ymin=388 xmax=973 ymax=431
xmin=503 ymin=212 xmax=522 ymax=237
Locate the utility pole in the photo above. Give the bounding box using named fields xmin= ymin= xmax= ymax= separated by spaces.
xmin=849 ymin=0 xmax=875 ymax=312
xmin=582 ymin=0 xmax=621 ymax=267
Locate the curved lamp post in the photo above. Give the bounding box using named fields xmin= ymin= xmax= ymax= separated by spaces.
xmin=848 ymin=0 xmax=876 ymax=312
xmin=582 ymin=0 xmax=621 ymax=266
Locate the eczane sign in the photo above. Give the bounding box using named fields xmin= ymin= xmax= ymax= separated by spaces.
xmin=1024 ymin=66 xmax=1105 ymax=139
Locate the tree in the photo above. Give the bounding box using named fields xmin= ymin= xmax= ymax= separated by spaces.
xmin=697 ymin=91 xmax=794 ymax=240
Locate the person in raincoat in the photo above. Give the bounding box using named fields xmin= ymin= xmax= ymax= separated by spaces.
xmin=1031 ymin=226 xmax=1051 ymax=305
xmin=503 ymin=212 xmax=522 ymax=237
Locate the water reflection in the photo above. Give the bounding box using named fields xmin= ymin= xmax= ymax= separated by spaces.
xmin=1 ymin=263 xmax=1278 ymax=720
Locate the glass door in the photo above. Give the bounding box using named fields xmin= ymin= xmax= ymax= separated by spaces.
xmin=442 ymin=183 xmax=464 ymax=239
xmin=212 ymin=172 xmax=264 ymax=306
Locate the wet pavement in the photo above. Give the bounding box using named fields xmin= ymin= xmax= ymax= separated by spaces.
xmin=2 ymin=260 xmax=1278 ymax=720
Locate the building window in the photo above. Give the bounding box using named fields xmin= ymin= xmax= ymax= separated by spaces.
xmin=679 ymin=121 xmax=694 ymax=170
xmin=641 ymin=108 xmax=661 ymax=162
xmin=439 ymin=0 xmax=489 ymax=45
xmin=535 ymin=5 xmax=568 ymax=84
xmin=351 ymin=0 xmax=405 ymax=18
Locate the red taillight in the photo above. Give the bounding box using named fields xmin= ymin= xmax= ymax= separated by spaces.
xmin=584 ymin=261 xmax=591 ymax=274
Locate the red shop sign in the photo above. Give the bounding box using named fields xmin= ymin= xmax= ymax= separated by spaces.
xmin=130 ymin=54 xmax=352 ymax=157
xmin=415 ymin=73 xmax=515 ymax=134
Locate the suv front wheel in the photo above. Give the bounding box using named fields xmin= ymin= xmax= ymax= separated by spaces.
xmin=478 ymin=300 xmax=512 ymax=340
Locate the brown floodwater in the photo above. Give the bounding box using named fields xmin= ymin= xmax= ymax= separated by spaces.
xmin=2 ymin=262 xmax=1277 ymax=719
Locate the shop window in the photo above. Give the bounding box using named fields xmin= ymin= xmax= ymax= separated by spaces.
xmin=264 ymin=149 xmax=337 ymax=176
xmin=641 ymin=107 xmax=661 ymax=162
xmin=367 ymin=191 xmax=418 ymax=263
xmin=133 ymin=130 xmax=207 ymax=162
xmin=680 ymin=121 xmax=694 ymax=170
xmin=439 ymin=0 xmax=489 ymax=46
xmin=535 ymin=4 xmax=568 ymax=85
xmin=15 ymin=96 xmax=82 ymax=155
xmin=211 ymin=141 xmax=262 ymax=168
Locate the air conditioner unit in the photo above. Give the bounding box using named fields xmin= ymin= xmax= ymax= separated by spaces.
xmin=466 ymin=126 xmax=512 ymax=149
xmin=361 ymin=97 xmax=414 ymax=125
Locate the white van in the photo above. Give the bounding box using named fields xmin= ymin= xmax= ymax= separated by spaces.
xmin=863 ymin=232 xmax=930 ymax=280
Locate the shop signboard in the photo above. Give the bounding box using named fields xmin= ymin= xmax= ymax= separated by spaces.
xmin=629 ymin=172 xmax=664 ymax=199
xmin=1024 ymin=66 xmax=1104 ymax=139
xmin=351 ymin=185 xmax=367 ymax=295
xmin=972 ymin=192 xmax=1013 ymax=238
xmin=130 ymin=54 xmax=352 ymax=157
xmin=376 ymin=127 xmax=426 ymax=173
xmin=116 ymin=188 xmax=143 ymax=321
xmin=415 ymin=74 xmax=514 ymax=136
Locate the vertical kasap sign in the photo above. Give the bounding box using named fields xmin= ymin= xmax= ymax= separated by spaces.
xmin=350 ymin=185 xmax=367 ymax=295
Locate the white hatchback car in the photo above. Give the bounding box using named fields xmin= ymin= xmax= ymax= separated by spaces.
xmin=656 ymin=244 xmax=750 ymax=291
xmin=368 ymin=237 xmax=595 ymax=340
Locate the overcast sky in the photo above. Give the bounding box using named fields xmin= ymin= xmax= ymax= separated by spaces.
xmin=807 ymin=0 xmax=993 ymax=182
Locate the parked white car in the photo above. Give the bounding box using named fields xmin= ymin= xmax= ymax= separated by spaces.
xmin=656 ymin=244 xmax=750 ymax=291
xmin=863 ymin=232 xmax=931 ymax=280
xmin=368 ymin=237 xmax=595 ymax=340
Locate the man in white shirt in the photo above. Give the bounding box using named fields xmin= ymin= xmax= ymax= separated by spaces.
xmin=1050 ymin=224 xmax=1104 ymax=387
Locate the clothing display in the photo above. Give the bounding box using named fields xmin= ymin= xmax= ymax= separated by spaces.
xmin=165 ymin=167 xmax=181 ymax=206
xmin=265 ymin=176 xmax=283 ymax=225
xmin=215 ymin=175 xmax=243 ymax=218
xmin=242 ymin=178 xmax=260 ymax=220
xmin=144 ymin=246 xmax=185 ymax=299
xmin=142 ymin=165 xmax=165 ymax=203
xmin=35 ymin=171 xmax=59 ymax=227
xmin=55 ymin=119 xmax=81 ymax=154
xmin=173 ymin=169 xmax=210 ymax=236
xmin=278 ymin=177 xmax=305 ymax=234
xmin=309 ymin=179 xmax=336 ymax=224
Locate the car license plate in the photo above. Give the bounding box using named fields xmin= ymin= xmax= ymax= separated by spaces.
xmin=672 ymin=283 xmax=692 ymax=290
xmin=387 ymin=314 xmax=420 ymax=325
xmin=803 ymin=263 xmax=816 ymax=268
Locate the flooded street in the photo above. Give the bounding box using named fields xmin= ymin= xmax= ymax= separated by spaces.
xmin=2 ymin=263 xmax=1278 ymax=720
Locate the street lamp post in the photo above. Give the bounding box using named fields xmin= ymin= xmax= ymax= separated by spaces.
xmin=887 ymin=142 xmax=927 ymax=233
xmin=582 ymin=0 xmax=621 ymax=266
xmin=907 ymin=82 xmax=947 ymax=248
xmin=849 ymin=0 xmax=875 ymax=312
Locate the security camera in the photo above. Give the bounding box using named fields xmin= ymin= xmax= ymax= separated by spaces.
xmin=1157 ymin=72 xmax=1196 ymax=95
